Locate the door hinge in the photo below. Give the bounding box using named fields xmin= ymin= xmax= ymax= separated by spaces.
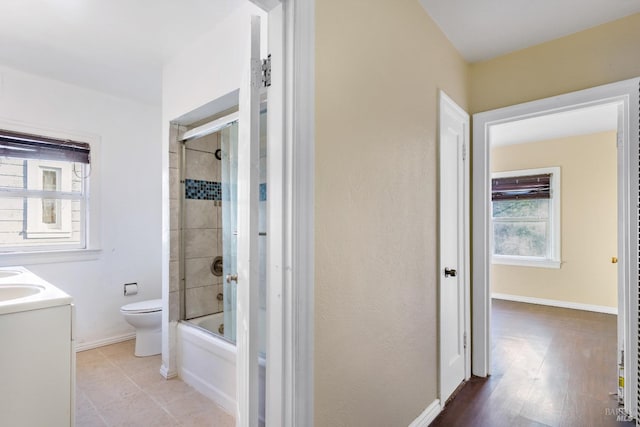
xmin=463 ymin=332 xmax=467 ymax=349
xmin=262 ymin=54 xmax=271 ymax=88
xmin=462 ymin=143 xmax=467 ymax=160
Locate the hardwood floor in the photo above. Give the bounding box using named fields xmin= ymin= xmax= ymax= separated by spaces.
xmin=431 ymin=299 xmax=634 ymax=427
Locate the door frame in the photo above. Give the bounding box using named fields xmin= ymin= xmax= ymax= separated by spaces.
xmin=251 ymin=0 xmax=316 ymax=426
xmin=438 ymin=91 xmax=471 ymax=404
xmin=236 ymin=14 xmax=262 ymax=427
xmin=471 ymin=78 xmax=639 ymax=417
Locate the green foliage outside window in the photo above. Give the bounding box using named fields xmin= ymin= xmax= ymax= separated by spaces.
xmin=493 ymin=199 xmax=549 ymax=258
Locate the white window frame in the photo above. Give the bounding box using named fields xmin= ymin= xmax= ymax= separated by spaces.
xmin=40 ymin=168 xmax=63 ymax=227
xmin=24 ymin=161 xmax=75 ymax=239
xmin=491 ymin=166 xmax=561 ymax=269
xmin=0 ymin=120 xmax=101 ymax=266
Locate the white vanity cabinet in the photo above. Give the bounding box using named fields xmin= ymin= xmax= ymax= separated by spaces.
xmin=0 ymin=267 xmax=75 ymax=427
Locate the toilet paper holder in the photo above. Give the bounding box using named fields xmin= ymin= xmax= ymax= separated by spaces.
xmin=124 ymin=282 xmax=138 ymax=296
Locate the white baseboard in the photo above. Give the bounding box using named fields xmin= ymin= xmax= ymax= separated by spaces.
xmin=492 ymin=293 xmax=617 ymax=315
xmin=159 ymin=364 xmax=178 ymax=379
xmin=74 ymin=333 xmax=136 ymax=352
xmin=408 ymin=399 xmax=441 ymax=427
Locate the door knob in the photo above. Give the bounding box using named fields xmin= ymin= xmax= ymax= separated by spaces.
xmin=226 ymin=274 xmax=238 ymax=283
xmin=444 ymin=268 xmax=457 ymax=278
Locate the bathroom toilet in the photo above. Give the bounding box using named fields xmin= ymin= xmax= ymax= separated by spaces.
xmin=120 ymin=299 xmax=162 ymax=357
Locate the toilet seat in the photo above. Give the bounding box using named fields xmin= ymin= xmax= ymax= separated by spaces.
xmin=120 ymin=299 xmax=162 ymax=314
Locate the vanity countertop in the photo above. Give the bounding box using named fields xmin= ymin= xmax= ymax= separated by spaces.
xmin=0 ymin=266 xmax=73 ymax=315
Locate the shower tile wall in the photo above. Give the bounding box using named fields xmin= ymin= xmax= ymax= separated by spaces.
xmin=184 ymin=132 xmax=224 ymax=318
xmin=169 ymin=124 xmax=185 ymax=323
xmin=168 ymin=116 xmax=266 ymax=332
xmin=168 ymin=124 xmax=224 ymax=327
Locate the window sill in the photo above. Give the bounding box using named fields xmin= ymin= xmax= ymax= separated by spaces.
xmin=0 ymin=248 xmax=102 ymax=267
xmin=492 ymin=256 xmax=561 ymax=269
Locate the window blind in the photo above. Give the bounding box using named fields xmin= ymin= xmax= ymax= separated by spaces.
xmin=491 ymin=173 xmax=551 ymax=201
xmin=0 ymin=129 xmax=90 ymax=164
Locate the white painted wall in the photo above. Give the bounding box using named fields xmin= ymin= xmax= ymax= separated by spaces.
xmin=0 ymin=65 xmax=162 ymax=348
xmin=162 ymin=3 xmax=267 ymax=124
xmin=160 ymin=1 xmax=266 ymax=376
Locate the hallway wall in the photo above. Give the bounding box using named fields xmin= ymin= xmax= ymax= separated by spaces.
xmin=470 ymin=13 xmax=640 ymax=113
xmin=315 ymin=0 xmax=469 ymax=425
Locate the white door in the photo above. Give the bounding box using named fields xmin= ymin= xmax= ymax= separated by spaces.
xmin=237 ymin=14 xmax=262 ymax=427
xmin=438 ymin=91 xmax=470 ymax=404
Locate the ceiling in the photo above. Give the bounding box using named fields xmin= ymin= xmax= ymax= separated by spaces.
xmin=0 ymin=0 xmax=241 ymax=104
xmin=419 ymin=1 xmax=635 ymax=142
xmin=419 ymin=0 xmax=640 ymax=62
xmin=490 ymin=103 xmax=619 ymax=147
xmin=0 ymin=1 xmax=638 ymax=106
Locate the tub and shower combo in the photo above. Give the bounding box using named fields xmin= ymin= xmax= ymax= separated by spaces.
xmin=172 ymin=111 xmax=267 ymax=419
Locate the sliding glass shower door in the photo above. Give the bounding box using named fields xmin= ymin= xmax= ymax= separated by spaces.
xmin=221 ymin=122 xmax=238 ymax=343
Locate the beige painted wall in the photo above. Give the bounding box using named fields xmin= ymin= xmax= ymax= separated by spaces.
xmin=491 ymin=131 xmax=617 ymax=308
xmin=470 ymin=13 xmax=640 ymax=113
xmin=314 ymin=5 xmax=640 ymax=425
xmin=315 ymin=0 xmax=468 ymax=425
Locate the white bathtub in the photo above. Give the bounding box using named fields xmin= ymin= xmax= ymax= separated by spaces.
xmin=189 ymin=312 xmax=226 ymax=336
xmin=177 ymin=312 xmax=265 ymax=421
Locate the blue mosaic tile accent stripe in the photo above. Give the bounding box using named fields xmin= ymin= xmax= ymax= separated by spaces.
xmin=185 ymin=179 xmax=221 ymax=200
xmin=260 ymin=183 xmax=267 ymax=201
xmin=185 ymin=179 xmax=266 ymax=201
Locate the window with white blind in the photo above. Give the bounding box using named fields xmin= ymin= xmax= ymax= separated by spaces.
xmin=0 ymin=128 xmax=91 ymax=252
xmin=491 ymin=167 xmax=561 ymax=268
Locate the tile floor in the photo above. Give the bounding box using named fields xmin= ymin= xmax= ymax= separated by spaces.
xmin=76 ymin=340 xmax=234 ymax=427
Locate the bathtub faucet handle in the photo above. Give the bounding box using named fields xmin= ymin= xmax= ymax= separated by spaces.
xmin=226 ymin=274 xmax=238 ymax=284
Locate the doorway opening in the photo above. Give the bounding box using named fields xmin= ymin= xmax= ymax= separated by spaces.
xmin=488 ymin=103 xmax=622 ymax=423
xmin=472 ymin=78 xmax=640 ymax=419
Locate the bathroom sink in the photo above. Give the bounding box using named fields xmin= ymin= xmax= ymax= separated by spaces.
xmin=0 ymin=267 xmax=72 ymax=314
xmin=0 ymin=270 xmax=21 ymax=279
xmin=0 ymin=284 xmax=45 ymax=302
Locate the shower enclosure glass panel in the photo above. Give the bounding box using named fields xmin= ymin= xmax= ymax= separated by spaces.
xmin=220 ymin=110 xmax=267 ymax=350
xmin=181 ymin=109 xmax=266 ymax=353
xmin=221 ymin=122 xmax=238 ymax=342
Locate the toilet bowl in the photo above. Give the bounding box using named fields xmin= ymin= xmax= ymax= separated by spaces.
xmin=120 ymin=299 xmax=162 ymax=357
